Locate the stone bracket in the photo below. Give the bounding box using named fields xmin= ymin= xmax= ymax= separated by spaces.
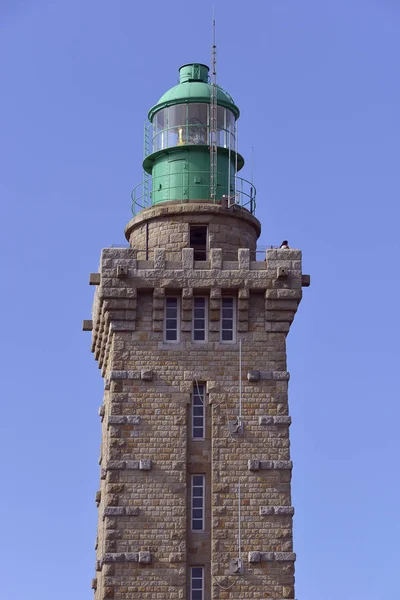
xmin=248 ymin=551 xmax=296 ymax=563
xmin=101 ymin=551 xmax=151 ymax=565
xmin=109 ymin=370 xmax=153 ymax=381
xmin=259 ymin=506 xmax=295 ymax=516
xmin=259 ymin=416 xmax=292 ymax=426
xmin=247 ymin=371 xmax=290 ymax=381
xmin=103 ymin=506 xmax=139 ymax=518
xmin=106 ymin=459 xmax=152 ymax=471
xmin=107 ymin=415 xmax=140 ymax=426
xmin=248 ymin=459 xmax=292 ymax=471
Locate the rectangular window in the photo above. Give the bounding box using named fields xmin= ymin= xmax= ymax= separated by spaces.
xmin=193 ymin=297 xmax=208 ymax=342
xmin=190 ymin=225 xmax=208 ymax=261
xmin=165 ymin=297 xmax=180 ymax=342
xmin=190 ymin=566 xmax=204 ymax=600
xmin=192 ymin=383 xmax=205 ymax=440
xmin=220 ymin=297 xmax=236 ymax=342
xmin=191 ymin=475 xmax=205 ymax=531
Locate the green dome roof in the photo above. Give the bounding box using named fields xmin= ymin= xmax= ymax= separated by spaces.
xmin=148 ymin=63 xmax=240 ymax=120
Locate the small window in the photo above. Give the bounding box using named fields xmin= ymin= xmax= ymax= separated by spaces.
xmin=193 ymin=297 xmax=208 ymax=342
xmin=192 ymin=383 xmax=205 ymax=440
xmin=190 ymin=226 xmax=208 ymax=261
xmin=190 ymin=566 xmax=204 ymax=600
xmin=191 ymin=475 xmax=205 ymax=531
xmin=220 ymin=297 xmax=236 ymax=343
xmin=165 ymin=297 xmax=180 ymax=342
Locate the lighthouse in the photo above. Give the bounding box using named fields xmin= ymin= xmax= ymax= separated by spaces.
xmin=85 ymin=61 xmax=310 ymax=600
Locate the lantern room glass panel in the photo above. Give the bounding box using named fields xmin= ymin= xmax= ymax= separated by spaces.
xmin=187 ymin=103 xmax=208 ymax=145
xmin=154 ymin=110 xmax=166 ymax=135
xmin=151 ymin=104 xmax=236 ymax=152
xmin=168 ymin=104 xmax=187 ymax=147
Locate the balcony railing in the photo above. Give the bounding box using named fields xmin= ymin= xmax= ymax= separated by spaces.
xmin=131 ymin=172 xmax=256 ymax=216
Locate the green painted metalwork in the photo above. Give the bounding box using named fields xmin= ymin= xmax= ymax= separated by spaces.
xmin=131 ymin=173 xmax=256 ymax=215
xmin=150 ymin=147 xmax=234 ymax=204
xmin=148 ymin=64 xmax=239 ymax=121
xmin=131 ymin=63 xmax=256 ymax=217
xmin=178 ymin=63 xmax=209 ymax=83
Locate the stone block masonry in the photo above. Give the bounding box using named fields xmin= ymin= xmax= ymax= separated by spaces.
xmin=87 ymin=203 xmax=310 ymax=600
xmin=124 ymin=203 xmax=261 ymax=260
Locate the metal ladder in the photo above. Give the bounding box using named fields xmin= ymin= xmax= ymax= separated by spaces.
xmin=143 ymin=120 xmax=150 ymax=207
xmin=210 ymin=17 xmax=217 ymax=202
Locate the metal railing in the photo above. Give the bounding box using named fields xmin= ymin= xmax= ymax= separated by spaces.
xmin=131 ymin=172 xmax=256 ymax=216
xmin=227 ymin=176 xmax=256 ymax=214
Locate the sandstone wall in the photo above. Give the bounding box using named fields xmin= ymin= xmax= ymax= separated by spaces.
xmin=87 ymin=247 xmax=309 ymax=600
xmin=124 ymin=203 xmax=261 ymax=260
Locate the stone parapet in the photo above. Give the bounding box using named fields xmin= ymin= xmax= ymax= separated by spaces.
xmin=89 ymin=246 xmax=308 ymax=375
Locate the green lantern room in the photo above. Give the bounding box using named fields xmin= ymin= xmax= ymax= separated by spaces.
xmin=131 ymin=63 xmax=255 ymax=214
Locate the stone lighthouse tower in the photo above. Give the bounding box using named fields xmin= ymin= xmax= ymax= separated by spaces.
xmin=85 ymin=62 xmax=310 ymax=600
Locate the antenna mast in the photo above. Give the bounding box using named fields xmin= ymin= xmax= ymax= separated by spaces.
xmin=210 ymin=8 xmax=217 ymax=202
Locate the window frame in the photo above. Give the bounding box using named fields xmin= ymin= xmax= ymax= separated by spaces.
xmin=220 ymin=296 xmax=236 ymax=343
xmin=191 ymin=474 xmax=205 ymax=532
xmin=164 ymin=296 xmax=180 ymax=343
xmin=192 ymin=297 xmax=208 ymax=342
xmin=192 ymin=383 xmax=206 ymax=440
xmin=190 ymin=566 xmax=204 ymax=600
xmin=190 ymin=225 xmax=208 ymax=261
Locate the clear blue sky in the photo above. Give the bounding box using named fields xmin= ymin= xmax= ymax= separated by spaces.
xmin=1 ymin=1 xmax=399 ymax=599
